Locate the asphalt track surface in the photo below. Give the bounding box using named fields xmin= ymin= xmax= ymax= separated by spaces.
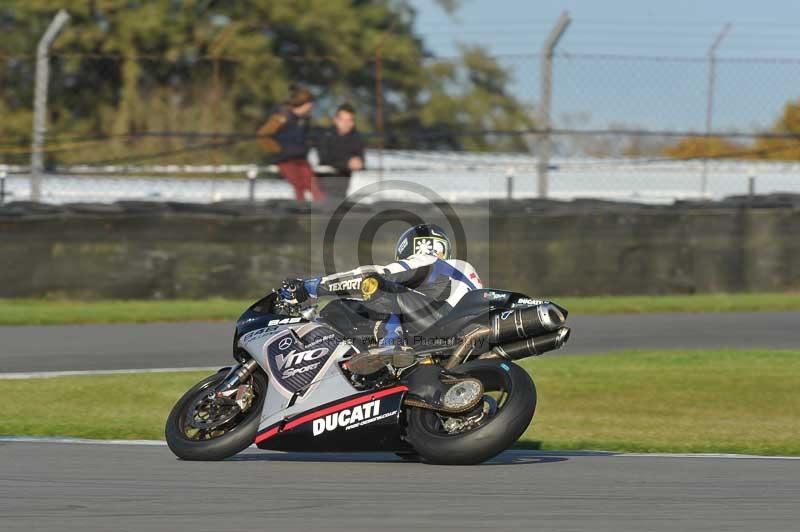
xmin=1 ymin=441 xmax=798 ymax=532
xmin=1 ymin=312 xmax=799 ymax=373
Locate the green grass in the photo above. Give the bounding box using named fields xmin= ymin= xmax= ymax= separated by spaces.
xmin=1 ymin=292 xmax=799 ymax=326
xmin=0 ymin=371 xmax=210 ymax=440
xmin=2 ymin=349 xmax=798 ymax=455
xmin=556 ymin=292 xmax=800 ymax=315
xmin=517 ymin=349 xmax=800 ymax=456
xmin=0 ymin=298 xmax=250 ymax=326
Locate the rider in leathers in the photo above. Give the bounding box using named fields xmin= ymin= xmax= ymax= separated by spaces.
xmin=278 ymin=224 xmax=482 ymax=348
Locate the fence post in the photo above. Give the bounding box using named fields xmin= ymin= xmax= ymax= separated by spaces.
xmin=505 ymin=168 xmax=514 ymax=201
xmin=0 ymin=170 xmax=7 ymax=206
xmin=374 ymin=46 xmax=384 ymax=185
xmin=247 ymin=167 xmax=258 ymax=203
xmin=537 ymin=11 xmax=571 ymax=199
xmin=374 ymin=22 xmax=396 ymax=194
xmin=30 ymin=9 xmax=70 ymax=202
xmin=702 ymin=22 xmax=731 ymax=198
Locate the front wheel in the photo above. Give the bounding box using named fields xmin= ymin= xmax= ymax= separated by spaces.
xmin=165 ymin=370 xmax=266 ymax=461
xmin=405 ymin=359 xmax=536 ymax=465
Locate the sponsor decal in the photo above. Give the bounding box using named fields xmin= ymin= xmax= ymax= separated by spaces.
xmin=361 ymin=276 xmax=379 ymax=300
xmin=239 ymin=325 xmax=281 ymax=344
xmin=311 ymin=399 xmax=398 ymax=436
xmin=254 ymin=385 xmax=409 ymax=444
xmin=397 ymin=238 xmax=408 ymax=254
xmin=282 ymin=361 xmax=321 ymax=379
xmin=265 ymin=326 xmax=342 ymax=397
xmin=267 ymin=317 xmax=302 ymax=326
xmin=469 ymin=271 xmax=481 ymax=285
xmin=327 ymin=278 xmax=362 ymax=291
xmin=305 ymin=333 xmax=336 ymax=348
xmin=275 ymin=347 xmax=329 ymax=379
xmin=513 ymin=297 xmax=547 ymax=307
xmin=500 ymin=310 xmax=514 ymax=320
xmin=483 ymin=291 xmax=508 ymax=301
xmin=277 ymin=337 xmax=293 ymax=350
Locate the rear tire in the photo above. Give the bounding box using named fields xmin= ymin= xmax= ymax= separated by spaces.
xmin=165 ymin=370 xmax=266 ymax=461
xmin=405 ymin=359 xmax=536 ymax=465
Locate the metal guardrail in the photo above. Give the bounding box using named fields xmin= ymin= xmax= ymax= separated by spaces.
xmin=1 ymin=155 xmax=798 ymax=204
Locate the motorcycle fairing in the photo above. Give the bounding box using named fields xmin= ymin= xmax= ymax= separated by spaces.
xmin=263 ymin=324 xmax=343 ymax=398
xmin=239 ymin=321 xmax=409 ymax=452
xmin=254 ymin=385 xmax=408 ymax=452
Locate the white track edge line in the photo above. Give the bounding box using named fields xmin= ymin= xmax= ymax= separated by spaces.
xmin=617 ymin=452 xmax=800 ymax=460
xmin=0 ymin=366 xmax=220 ymax=379
xmin=0 ymin=436 xmax=167 ymax=446
xmin=1 ymin=437 xmax=798 ymax=459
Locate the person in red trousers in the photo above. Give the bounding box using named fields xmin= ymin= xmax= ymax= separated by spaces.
xmin=257 ymin=87 xmax=325 ymax=202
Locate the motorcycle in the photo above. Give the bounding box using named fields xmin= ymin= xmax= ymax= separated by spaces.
xmin=165 ymin=277 xmax=571 ymax=465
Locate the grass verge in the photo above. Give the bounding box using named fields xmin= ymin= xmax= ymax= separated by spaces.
xmin=1 ymin=349 xmax=798 ymax=455
xmin=0 ymin=298 xmax=249 ymax=326
xmin=555 ymin=292 xmax=800 ymax=315
xmin=2 ymin=292 xmax=799 ymax=326
xmin=517 ymin=349 xmax=800 ymax=455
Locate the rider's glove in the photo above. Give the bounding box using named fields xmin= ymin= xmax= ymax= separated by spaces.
xmin=278 ymin=278 xmax=309 ymax=304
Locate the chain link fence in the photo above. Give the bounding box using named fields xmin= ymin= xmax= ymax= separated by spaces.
xmin=2 ymin=13 xmax=800 ymax=205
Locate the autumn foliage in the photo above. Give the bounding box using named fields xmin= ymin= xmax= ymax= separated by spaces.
xmin=664 ymin=98 xmax=800 ymax=160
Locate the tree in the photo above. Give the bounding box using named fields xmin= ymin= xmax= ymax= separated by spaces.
xmin=0 ymin=1 xmax=535 ymax=165
xmin=663 ymin=98 xmax=800 ymax=161
xmin=392 ymin=45 xmax=535 ymax=152
xmin=663 ymin=135 xmax=745 ymax=159
xmin=751 ymin=98 xmax=800 ymax=160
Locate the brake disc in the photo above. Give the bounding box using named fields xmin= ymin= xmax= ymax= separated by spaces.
xmin=187 ymin=394 xmax=240 ymax=430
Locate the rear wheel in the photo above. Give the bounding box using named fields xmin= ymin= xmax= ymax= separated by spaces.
xmin=165 ymin=370 xmax=266 ymax=461
xmin=405 ymin=359 xmax=536 ymax=465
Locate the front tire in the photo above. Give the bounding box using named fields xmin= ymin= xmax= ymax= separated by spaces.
xmin=165 ymin=370 xmax=266 ymax=461
xmin=405 ymin=359 xmax=536 ymax=465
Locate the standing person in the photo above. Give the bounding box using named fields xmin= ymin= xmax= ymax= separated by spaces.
xmin=315 ymin=103 xmax=365 ymax=202
xmin=257 ymin=86 xmax=325 ymax=202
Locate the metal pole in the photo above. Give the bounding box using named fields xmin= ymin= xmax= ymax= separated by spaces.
xmin=373 ymin=21 xmax=396 ymax=195
xmin=537 ymin=11 xmax=571 ymax=199
xmin=375 ymin=47 xmax=384 ymax=182
xmin=0 ymin=171 xmax=7 ymax=206
xmin=247 ymin=167 xmax=258 ymax=203
xmin=30 ymin=9 xmax=70 ymax=202
xmin=702 ymin=23 xmax=731 ymax=198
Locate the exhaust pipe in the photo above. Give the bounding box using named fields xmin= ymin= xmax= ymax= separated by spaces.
xmin=481 ymin=327 xmax=571 ymax=361
xmin=443 ymin=324 xmax=492 ymax=369
xmin=489 ymin=303 xmax=567 ymax=345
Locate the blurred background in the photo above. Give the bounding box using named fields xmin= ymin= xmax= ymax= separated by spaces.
xmin=1 ymin=0 xmax=799 ymax=298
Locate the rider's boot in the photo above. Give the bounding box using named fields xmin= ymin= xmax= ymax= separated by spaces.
xmin=347 ymin=315 xmax=416 ymax=375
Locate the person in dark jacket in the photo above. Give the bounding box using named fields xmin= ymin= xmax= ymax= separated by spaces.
xmin=257 ymin=87 xmax=325 ymax=202
xmin=315 ymin=103 xmax=365 ymax=201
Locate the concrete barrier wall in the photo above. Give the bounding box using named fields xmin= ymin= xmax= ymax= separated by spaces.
xmin=1 ymin=204 xmax=798 ymax=299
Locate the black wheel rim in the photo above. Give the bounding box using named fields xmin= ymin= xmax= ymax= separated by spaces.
xmin=176 ymin=374 xmax=263 ymax=442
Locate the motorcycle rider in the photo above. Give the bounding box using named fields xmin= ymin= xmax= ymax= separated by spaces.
xmin=278 ymin=224 xmax=482 ymax=351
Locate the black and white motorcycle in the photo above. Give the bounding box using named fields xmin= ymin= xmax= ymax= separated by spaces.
xmin=165 ymin=279 xmax=571 ymax=465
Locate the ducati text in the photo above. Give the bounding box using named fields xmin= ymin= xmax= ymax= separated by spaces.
xmin=311 ymin=400 xmax=397 ymax=436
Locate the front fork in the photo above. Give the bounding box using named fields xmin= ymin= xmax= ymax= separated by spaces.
xmin=215 ymin=358 xmax=259 ymax=394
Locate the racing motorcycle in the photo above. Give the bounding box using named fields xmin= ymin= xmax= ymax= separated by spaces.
xmin=165 ymin=278 xmax=571 ymax=465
